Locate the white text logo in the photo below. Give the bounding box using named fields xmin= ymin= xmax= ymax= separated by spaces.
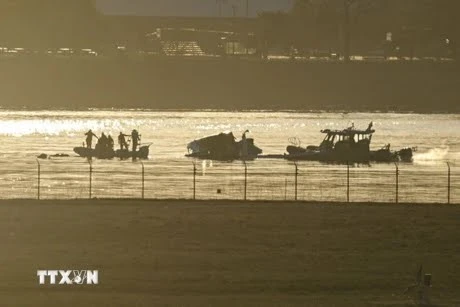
xmin=37 ymin=270 xmax=99 ymax=285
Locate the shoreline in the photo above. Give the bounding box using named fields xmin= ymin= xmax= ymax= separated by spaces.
xmin=1 ymin=108 xmax=460 ymax=115
xmin=1 ymin=199 xmax=458 ymax=206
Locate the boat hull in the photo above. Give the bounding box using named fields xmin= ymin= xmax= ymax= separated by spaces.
xmin=185 ymin=152 xmax=259 ymax=161
xmin=285 ymin=146 xmax=413 ymax=163
xmin=74 ymin=145 xmax=150 ymax=159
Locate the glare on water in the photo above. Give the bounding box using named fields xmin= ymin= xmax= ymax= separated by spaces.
xmin=0 ymin=110 xmax=459 ymax=202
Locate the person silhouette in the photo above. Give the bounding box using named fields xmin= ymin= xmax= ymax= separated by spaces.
xmin=107 ymin=135 xmax=114 ymax=150
xmin=131 ymin=130 xmax=141 ymax=152
xmin=85 ymin=129 xmax=98 ymax=149
xmin=118 ymin=132 xmax=129 ymax=150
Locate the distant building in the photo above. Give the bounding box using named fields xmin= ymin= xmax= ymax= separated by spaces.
xmin=97 ymin=0 xmax=294 ymax=58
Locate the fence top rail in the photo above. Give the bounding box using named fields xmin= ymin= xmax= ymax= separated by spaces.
xmin=2 ymin=159 xmax=460 ymax=174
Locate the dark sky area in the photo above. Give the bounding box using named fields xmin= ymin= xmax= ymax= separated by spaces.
xmin=95 ymin=0 xmax=293 ymax=17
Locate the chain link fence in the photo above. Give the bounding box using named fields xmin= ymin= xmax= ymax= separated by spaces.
xmin=0 ymin=159 xmax=457 ymax=204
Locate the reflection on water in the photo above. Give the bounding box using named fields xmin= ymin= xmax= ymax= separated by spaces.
xmin=1 ymin=110 xmax=459 ymax=161
xmin=0 ymin=110 xmax=459 ymax=201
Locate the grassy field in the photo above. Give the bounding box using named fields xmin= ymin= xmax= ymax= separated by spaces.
xmin=0 ymin=200 xmax=459 ymax=306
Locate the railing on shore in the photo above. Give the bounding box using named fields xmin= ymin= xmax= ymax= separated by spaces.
xmin=0 ymin=159 xmax=457 ymax=204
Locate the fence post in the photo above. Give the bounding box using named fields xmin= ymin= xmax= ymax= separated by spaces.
xmin=394 ymin=162 xmax=399 ymax=204
xmin=88 ymin=160 xmax=93 ymax=199
xmin=284 ymin=178 xmax=288 ymax=201
xmin=243 ymin=161 xmax=248 ymax=201
xmin=141 ymin=162 xmax=145 ymax=199
xmin=447 ymin=162 xmax=451 ymax=204
xmin=193 ymin=162 xmax=197 ymax=200
xmin=294 ymin=162 xmax=298 ymax=201
xmin=347 ymin=161 xmax=350 ymax=203
xmin=36 ymin=159 xmax=41 ymax=200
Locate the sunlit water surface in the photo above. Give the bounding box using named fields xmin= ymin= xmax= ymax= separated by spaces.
xmin=0 ymin=111 xmax=459 ymax=202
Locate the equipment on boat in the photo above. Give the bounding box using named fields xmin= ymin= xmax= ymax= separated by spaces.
xmin=186 ymin=132 xmax=263 ymax=160
xmin=285 ymin=122 xmax=414 ymax=163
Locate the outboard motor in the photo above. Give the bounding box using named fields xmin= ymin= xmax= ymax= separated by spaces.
xmin=398 ymin=147 xmax=414 ymax=162
xmin=138 ymin=145 xmax=150 ymax=159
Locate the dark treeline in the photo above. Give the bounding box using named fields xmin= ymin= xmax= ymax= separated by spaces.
xmin=262 ymin=0 xmax=459 ymax=59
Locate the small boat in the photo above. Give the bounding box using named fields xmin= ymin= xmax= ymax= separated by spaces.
xmin=74 ymin=145 xmax=150 ymax=159
xmin=285 ymin=122 xmax=414 ymax=163
xmin=186 ymin=132 xmax=263 ymax=161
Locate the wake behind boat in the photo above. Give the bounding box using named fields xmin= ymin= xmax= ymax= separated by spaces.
xmin=285 ymin=122 xmax=415 ymax=163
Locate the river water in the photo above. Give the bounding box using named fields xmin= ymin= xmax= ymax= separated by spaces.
xmin=0 ymin=110 xmax=459 ymax=203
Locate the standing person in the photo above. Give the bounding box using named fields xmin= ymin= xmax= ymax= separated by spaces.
xmin=366 ymin=122 xmax=373 ymax=132
xmin=241 ymin=130 xmax=249 ymax=157
xmin=131 ymin=129 xmax=141 ymax=152
xmin=85 ymin=129 xmax=98 ymax=149
xmin=118 ymin=132 xmax=129 ymax=150
xmin=98 ymin=133 xmax=108 ymax=150
xmin=107 ymin=135 xmax=114 ymax=150
xmin=242 ymin=130 xmax=249 ymax=140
